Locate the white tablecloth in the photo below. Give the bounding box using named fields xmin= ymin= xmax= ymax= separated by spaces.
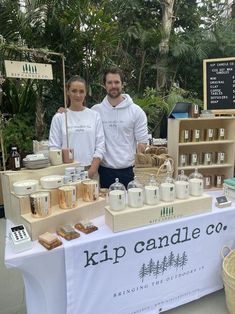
xmin=5 ymin=191 xmax=235 ymax=314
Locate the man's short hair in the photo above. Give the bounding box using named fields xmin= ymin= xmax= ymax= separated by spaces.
xmin=103 ymin=67 xmax=124 ymax=84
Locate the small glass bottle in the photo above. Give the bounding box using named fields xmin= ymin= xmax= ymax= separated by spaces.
xmin=9 ymin=146 xmax=21 ymax=171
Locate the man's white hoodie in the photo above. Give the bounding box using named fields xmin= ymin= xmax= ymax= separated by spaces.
xmin=92 ymin=94 xmax=148 ymax=169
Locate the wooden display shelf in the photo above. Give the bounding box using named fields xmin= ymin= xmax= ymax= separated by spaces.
xmin=21 ymin=198 xmax=105 ymax=240
xmin=0 ymin=163 xmax=106 ymax=240
xmin=1 ymin=162 xmax=81 ymax=220
xmin=179 ymin=140 xmax=235 ymax=146
xmin=105 ymin=194 xmax=212 ymax=233
xmin=178 ymin=163 xmax=233 ymax=171
xmin=168 ymin=117 xmax=235 ymax=180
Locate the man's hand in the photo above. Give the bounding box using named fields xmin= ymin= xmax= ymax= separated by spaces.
xmin=137 ymin=143 xmax=147 ymax=153
xmin=88 ymin=167 xmax=96 ymax=179
xmin=88 ymin=157 xmax=101 ymax=179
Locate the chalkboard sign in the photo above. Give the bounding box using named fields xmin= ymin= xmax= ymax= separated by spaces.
xmin=203 ymin=57 xmax=235 ymax=110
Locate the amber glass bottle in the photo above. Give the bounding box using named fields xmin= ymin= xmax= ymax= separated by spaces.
xmin=9 ymin=147 xmax=21 ymax=171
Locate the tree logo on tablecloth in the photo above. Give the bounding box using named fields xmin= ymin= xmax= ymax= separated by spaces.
xmin=139 ymin=251 xmax=188 ymax=282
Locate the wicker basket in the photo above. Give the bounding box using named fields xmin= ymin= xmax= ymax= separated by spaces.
xmin=135 ymin=146 xmax=169 ymax=168
xmin=134 ymin=158 xmax=174 ymax=185
xmin=221 ymin=246 xmax=235 ymax=314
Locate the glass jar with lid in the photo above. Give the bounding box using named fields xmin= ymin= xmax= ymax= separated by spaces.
xmin=160 ymin=172 xmax=175 ymax=202
xmin=175 ymin=170 xmax=189 ymax=199
xmin=109 ymin=178 xmax=126 ymax=211
xmin=189 ymin=168 xmax=203 ymax=196
xmin=144 ymin=174 xmax=160 ymax=205
xmin=127 ymin=176 xmax=144 ymax=208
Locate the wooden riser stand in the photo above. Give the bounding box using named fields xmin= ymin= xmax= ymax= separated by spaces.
xmin=1 ymin=163 xmax=105 ymax=240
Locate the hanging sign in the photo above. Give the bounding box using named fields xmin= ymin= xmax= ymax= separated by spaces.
xmin=4 ymin=60 xmax=53 ymax=80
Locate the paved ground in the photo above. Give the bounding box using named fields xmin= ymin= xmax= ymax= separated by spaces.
xmin=0 ymin=218 xmax=229 ymax=314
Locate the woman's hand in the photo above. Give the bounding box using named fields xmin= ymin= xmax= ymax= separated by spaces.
xmin=57 ymin=107 xmax=67 ymax=114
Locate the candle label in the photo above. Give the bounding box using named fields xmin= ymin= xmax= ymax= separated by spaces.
xmin=192 ymin=154 xmax=197 ymax=163
xmin=217 ymin=176 xmax=222 ymax=185
xmin=219 ymin=128 xmax=225 ymax=137
xmin=194 ymin=105 xmax=199 ymax=114
xmin=206 ymin=177 xmax=211 ymax=186
xmin=14 ymin=157 xmax=20 ymax=168
xmin=184 ymin=130 xmax=189 ymax=140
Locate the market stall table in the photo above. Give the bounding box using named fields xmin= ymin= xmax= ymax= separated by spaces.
xmin=4 ymin=191 xmax=235 ymax=314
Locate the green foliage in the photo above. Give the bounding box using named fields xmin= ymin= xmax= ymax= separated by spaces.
xmin=0 ymin=0 xmax=234 ymax=141
xmin=2 ymin=79 xmax=37 ymax=114
xmin=134 ymin=85 xmax=202 ymax=137
xmin=2 ymin=113 xmax=36 ymax=155
xmin=166 ymin=85 xmax=203 ymax=109
xmin=134 ymin=87 xmax=170 ymax=136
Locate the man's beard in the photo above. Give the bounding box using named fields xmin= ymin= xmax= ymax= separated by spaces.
xmin=107 ymin=89 xmax=122 ymax=99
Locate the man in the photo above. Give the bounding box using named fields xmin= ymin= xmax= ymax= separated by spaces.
xmin=92 ymin=67 xmax=149 ymax=188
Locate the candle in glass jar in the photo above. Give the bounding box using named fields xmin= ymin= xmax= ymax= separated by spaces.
xmin=59 ymin=185 xmax=77 ymax=209
xmin=190 ymin=152 xmax=198 ymax=166
xmin=189 ymin=178 xmax=203 ymax=196
xmin=175 ymin=181 xmax=189 ymax=199
xmin=128 ymin=188 xmax=144 ymax=208
xmin=203 ymin=175 xmax=212 ymax=189
xmin=203 ymin=152 xmax=213 ymax=165
xmin=214 ymin=175 xmax=224 ymax=188
xmin=217 ymin=128 xmax=225 ymax=140
xmin=192 ymin=129 xmax=201 ymax=142
xmin=205 ymin=128 xmax=214 ymax=141
xmin=180 ymin=129 xmax=191 ymax=143
xmin=160 ymin=182 xmax=175 ymax=202
xmin=144 ymin=186 xmax=160 ymax=205
xmin=179 ymin=154 xmax=188 ymax=167
xmin=188 ymin=104 xmax=199 ymax=118
xmin=216 ymin=151 xmax=225 ymax=164
xmin=109 ymin=190 xmax=126 ymax=211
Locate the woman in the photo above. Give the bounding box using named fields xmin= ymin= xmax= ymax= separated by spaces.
xmin=49 ymin=76 xmax=105 ymax=178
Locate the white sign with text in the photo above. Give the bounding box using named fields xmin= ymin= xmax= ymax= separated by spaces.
xmin=64 ymin=206 xmax=235 ymax=314
xmin=5 ymin=60 xmax=53 ymax=80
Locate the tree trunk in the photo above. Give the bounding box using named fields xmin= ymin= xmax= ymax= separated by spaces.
xmin=156 ymin=0 xmax=175 ymax=94
xmin=138 ymin=50 xmax=146 ymax=93
xmin=35 ymin=88 xmax=45 ymax=141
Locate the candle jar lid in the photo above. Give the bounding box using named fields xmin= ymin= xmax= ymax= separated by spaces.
xmin=127 ymin=176 xmax=143 ymax=190
xmin=109 ymin=178 xmax=126 ymax=192
xmin=145 ymin=174 xmax=159 ymax=187
xmin=163 ymin=172 xmax=175 ymax=185
xmin=176 ymin=170 xmax=189 ymax=182
xmin=189 ymin=168 xmax=203 ymax=180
